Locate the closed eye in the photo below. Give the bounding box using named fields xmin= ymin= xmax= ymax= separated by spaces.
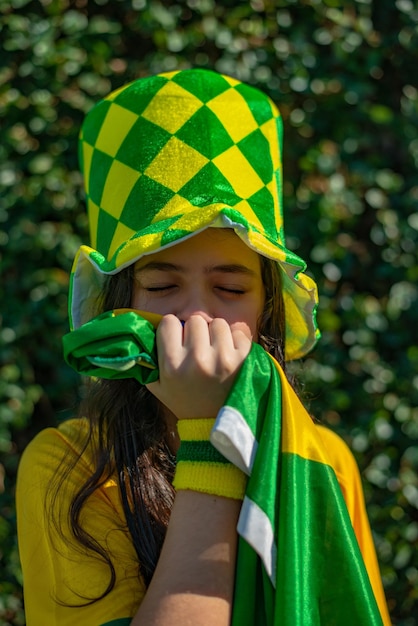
xmin=216 ymin=286 xmax=246 ymax=295
xmin=144 ymin=285 xmax=176 ymax=292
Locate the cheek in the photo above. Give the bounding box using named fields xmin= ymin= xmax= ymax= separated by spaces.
xmin=253 ymin=289 xmax=266 ymax=338
xmin=131 ymin=288 xmax=175 ymax=316
xmin=131 ymin=286 xmax=150 ymax=310
xmin=237 ymin=298 xmax=264 ymax=338
xmin=131 ymin=287 xmax=140 ymax=308
xmin=251 ymin=308 xmax=262 ymax=338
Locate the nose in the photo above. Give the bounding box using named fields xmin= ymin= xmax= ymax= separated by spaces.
xmin=176 ymin=289 xmax=214 ymax=324
xmin=178 ymin=308 xmax=213 ymax=324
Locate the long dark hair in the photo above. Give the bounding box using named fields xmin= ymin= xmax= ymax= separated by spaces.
xmin=56 ymin=255 xmax=287 ymax=600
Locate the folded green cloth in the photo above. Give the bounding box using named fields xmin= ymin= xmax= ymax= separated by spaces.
xmin=62 ymin=309 xmax=159 ymax=384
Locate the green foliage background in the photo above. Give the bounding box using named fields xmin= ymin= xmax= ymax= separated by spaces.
xmin=1 ymin=0 xmax=417 ymax=623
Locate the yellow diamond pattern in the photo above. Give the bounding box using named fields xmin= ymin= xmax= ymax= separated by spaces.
xmin=108 ymin=222 xmax=136 ymax=259
xmin=212 ymin=145 xmax=264 ymax=199
xmin=164 ymin=204 xmax=223 ymax=233
xmin=266 ymin=179 xmax=282 ymax=235
xmin=142 ymin=80 xmax=203 ymax=134
xmin=161 ymin=70 xmax=180 ymax=80
xmin=207 ymin=88 xmax=258 ymax=143
xmin=151 ymin=193 xmax=193 ymax=224
xmin=232 ymin=199 xmax=265 ymax=232
xmin=101 ymin=161 xmax=142 ymax=220
xmin=260 ymin=118 xmax=281 ymax=172
xmin=116 ymin=231 xmax=164 ymax=267
xmin=145 ymin=136 xmax=209 ymax=193
xmin=223 ymin=75 xmax=241 ymax=88
xmin=95 ymin=104 xmax=138 ymax=157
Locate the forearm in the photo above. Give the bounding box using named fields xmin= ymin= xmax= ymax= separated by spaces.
xmin=131 ymin=316 xmax=248 ymax=625
xmin=131 ymin=490 xmax=240 ymax=626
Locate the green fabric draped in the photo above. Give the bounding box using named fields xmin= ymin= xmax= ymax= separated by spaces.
xmin=212 ymin=348 xmax=383 ymax=625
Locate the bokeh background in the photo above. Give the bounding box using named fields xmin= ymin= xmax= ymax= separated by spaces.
xmin=1 ymin=0 xmax=417 ymax=623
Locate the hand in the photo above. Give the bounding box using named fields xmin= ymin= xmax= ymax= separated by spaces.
xmin=146 ymin=314 xmax=252 ymax=419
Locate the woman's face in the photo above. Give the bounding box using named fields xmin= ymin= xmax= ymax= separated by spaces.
xmin=132 ymin=228 xmax=265 ymax=339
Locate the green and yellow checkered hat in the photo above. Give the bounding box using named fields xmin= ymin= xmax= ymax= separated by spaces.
xmin=70 ymin=68 xmax=319 ymax=360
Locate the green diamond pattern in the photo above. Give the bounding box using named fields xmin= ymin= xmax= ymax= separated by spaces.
xmin=112 ymin=75 xmax=169 ymax=114
xmin=237 ymin=129 xmax=273 ymax=185
xmin=247 ymin=186 xmax=278 ymax=237
xmin=171 ymin=69 xmax=231 ymax=103
xmin=235 ymin=82 xmax=274 ymax=126
xmin=120 ymin=176 xmax=176 ymax=230
xmin=178 ymin=161 xmax=239 ymax=207
xmin=81 ymin=100 xmax=112 ymax=146
xmin=116 ymin=116 xmax=172 ymax=171
xmin=88 ymin=149 xmax=114 ymax=207
xmin=176 ymin=106 xmax=234 ymax=160
xmin=161 ymin=227 xmax=193 ymax=247
xmin=96 ymin=210 xmax=119 ymax=258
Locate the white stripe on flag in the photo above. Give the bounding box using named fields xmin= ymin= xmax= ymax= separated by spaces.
xmin=238 ymin=495 xmax=277 ymax=586
xmin=212 ymin=405 xmax=258 ymax=475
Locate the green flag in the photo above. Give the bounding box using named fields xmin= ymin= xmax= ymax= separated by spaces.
xmin=212 ymin=344 xmax=384 ymax=625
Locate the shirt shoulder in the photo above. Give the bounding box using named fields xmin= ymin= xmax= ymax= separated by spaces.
xmin=19 ymin=417 xmax=89 ymax=471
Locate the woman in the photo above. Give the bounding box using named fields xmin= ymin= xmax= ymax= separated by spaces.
xmin=16 ymin=68 xmax=390 ymax=625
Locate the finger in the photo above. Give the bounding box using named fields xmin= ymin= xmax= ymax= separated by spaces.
xmin=182 ymin=314 xmax=211 ymax=352
xmin=208 ymin=317 xmax=235 ymax=352
xmin=230 ymin=323 xmax=253 ymax=362
xmin=229 ymin=321 xmax=253 ymax=341
xmin=156 ymin=314 xmax=184 ymax=369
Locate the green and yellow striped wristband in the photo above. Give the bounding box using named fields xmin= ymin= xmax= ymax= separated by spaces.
xmin=173 ymin=418 xmax=246 ymax=500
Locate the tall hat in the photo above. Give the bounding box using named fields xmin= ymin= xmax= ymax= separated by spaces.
xmin=70 ymin=68 xmax=319 ymax=360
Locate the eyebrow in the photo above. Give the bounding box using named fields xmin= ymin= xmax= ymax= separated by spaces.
xmin=135 ymin=261 xmax=257 ymax=276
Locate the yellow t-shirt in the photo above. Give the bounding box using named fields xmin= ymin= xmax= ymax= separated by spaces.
xmin=16 ymin=418 xmax=390 ymax=625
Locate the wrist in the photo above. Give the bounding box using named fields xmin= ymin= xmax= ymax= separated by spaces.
xmin=173 ymin=418 xmax=246 ymax=500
